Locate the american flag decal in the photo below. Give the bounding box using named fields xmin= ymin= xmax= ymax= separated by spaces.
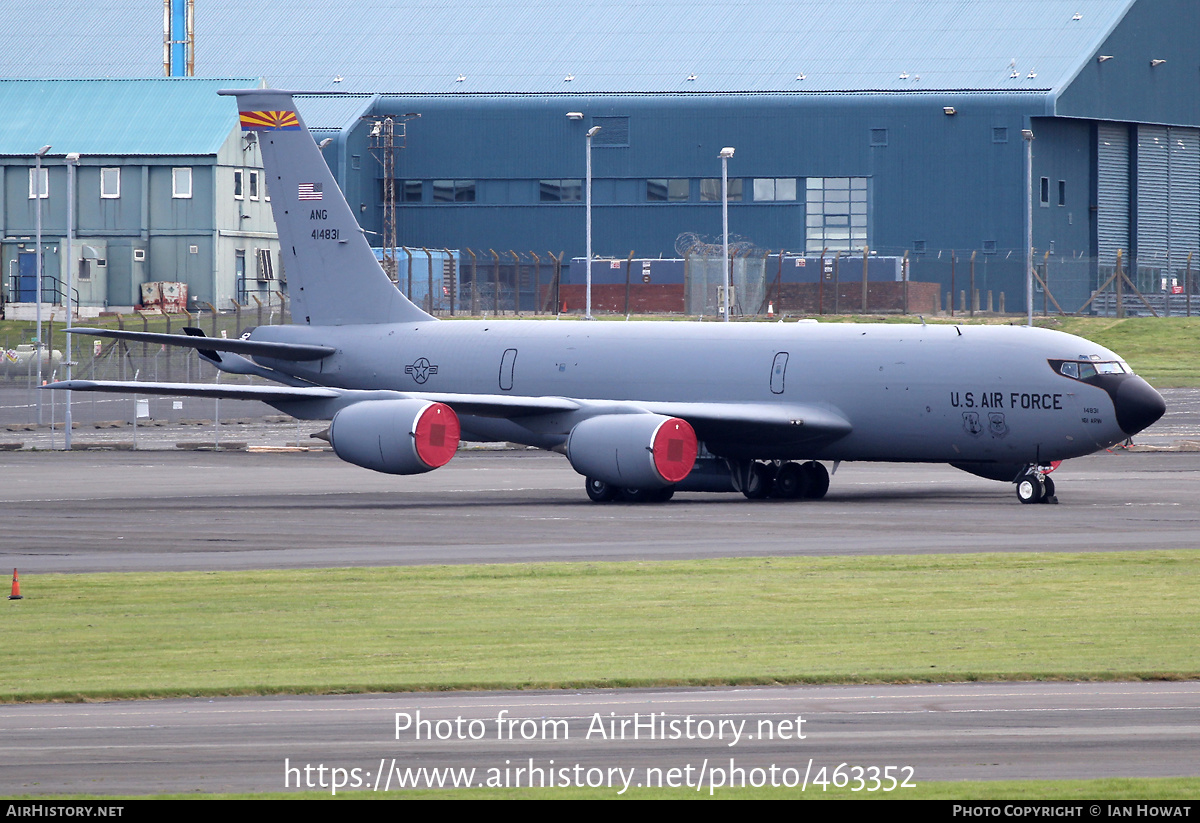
xmin=298 ymin=183 xmax=323 ymax=201
xmin=239 ymin=110 xmax=300 ymax=131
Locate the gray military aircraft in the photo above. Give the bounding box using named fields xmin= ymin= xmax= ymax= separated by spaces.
xmin=52 ymin=89 xmax=1166 ymax=504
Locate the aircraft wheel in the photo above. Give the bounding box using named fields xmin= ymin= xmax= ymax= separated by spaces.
xmin=801 ymin=461 xmax=830 ymax=499
xmin=585 ymin=477 xmax=619 ymax=502
xmin=772 ymin=462 xmax=808 ymax=499
xmin=1039 ymin=475 xmax=1057 ymax=504
xmin=742 ymin=463 xmax=773 ymax=500
xmin=1016 ymin=474 xmax=1045 ymax=504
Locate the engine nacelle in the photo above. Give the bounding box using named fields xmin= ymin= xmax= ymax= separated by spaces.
xmin=328 ymin=399 xmax=460 ymax=475
xmin=565 ymin=414 xmax=697 ymax=488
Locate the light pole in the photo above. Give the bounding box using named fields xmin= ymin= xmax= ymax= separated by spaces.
xmin=585 ymin=125 xmax=601 ymax=319
xmin=720 ymin=147 xmax=735 ymax=322
xmin=63 ymin=152 xmax=79 ymax=450
xmin=1022 ymin=128 xmax=1034 ymax=327
xmin=33 ymin=144 xmax=51 ymax=424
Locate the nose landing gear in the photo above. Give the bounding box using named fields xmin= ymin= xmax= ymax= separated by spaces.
xmin=1016 ymin=466 xmax=1058 ymax=504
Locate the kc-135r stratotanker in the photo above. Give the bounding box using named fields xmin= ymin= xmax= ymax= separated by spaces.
xmin=52 ymin=89 xmax=1166 ymax=504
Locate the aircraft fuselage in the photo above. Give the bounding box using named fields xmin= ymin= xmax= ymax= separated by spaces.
xmin=254 ymin=319 xmax=1149 ymax=467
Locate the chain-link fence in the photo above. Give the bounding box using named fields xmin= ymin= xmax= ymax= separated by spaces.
xmin=908 ymin=249 xmax=1200 ymax=317
xmin=1 ymin=300 xmax=292 ymax=433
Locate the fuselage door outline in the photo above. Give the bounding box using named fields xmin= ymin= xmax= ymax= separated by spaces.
xmin=499 ymin=348 xmax=518 ymax=391
xmin=771 ymin=352 xmax=789 ymax=395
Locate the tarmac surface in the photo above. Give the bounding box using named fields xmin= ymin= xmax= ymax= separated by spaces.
xmin=1 ymin=447 xmax=1198 ymax=573
xmin=1 ymin=388 xmax=1197 ymax=795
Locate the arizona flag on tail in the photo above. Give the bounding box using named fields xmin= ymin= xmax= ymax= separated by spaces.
xmin=239 ymin=110 xmax=300 ymax=131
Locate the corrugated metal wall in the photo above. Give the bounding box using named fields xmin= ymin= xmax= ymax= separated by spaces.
xmin=1136 ymin=125 xmax=1200 ymax=282
xmin=1097 ymin=123 xmax=1130 ymax=263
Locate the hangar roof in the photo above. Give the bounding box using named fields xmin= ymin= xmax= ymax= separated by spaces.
xmin=0 ymin=0 xmax=1136 ymax=95
xmin=0 ymin=79 xmax=259 ymax=156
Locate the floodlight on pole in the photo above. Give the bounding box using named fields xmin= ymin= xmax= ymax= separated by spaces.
xmin=1022 ymin=128 xmax=1035 ymax=327
xmin=720 ymin=147 xmax=735 ymax=322
xmin=34 ymin=144 xmax=51 ymax=425
xmin=585 ymin=125 xmax=601 ymax=319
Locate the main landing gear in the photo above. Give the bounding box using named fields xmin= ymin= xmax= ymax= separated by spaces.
xmin=1015 ymin=466 xmax=1058 ymax=505
xmin=735 ymin=460 xmax=829 ymax=501
xmin=583 ymin=459 xmax=831 ymax=503
xmin=585 ymin=478 xmax=674 ymax=503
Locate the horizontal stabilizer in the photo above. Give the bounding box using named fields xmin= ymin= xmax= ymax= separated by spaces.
xmin=67 ymin=328 xmax=334 ymax=361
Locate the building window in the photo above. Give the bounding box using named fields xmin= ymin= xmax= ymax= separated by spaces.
xmin=805 ymin=177 xmax=868 ymax=253
xmin=256 ymin=248 xmax=275 ymax=280
xmin=700 ymin=178 xmax=742 ymax=202
xmin=983 ymin=240 xmax=997 ymax=253
xmin=28 ymin=167 xmax=48 ymax=199
xmin=173 ymin=167 xmax=193 ymax=199
xmin=1040 ymin=176 xmax=1049 ymax=206
xmin=647 ymin=179 xmax=689 ymax=202
xmin=100 ymin=168 xmax=120 ymax=199
xmin=401 ymin=180 xmax=423 ymax=202
xmin=993 ymin=127 xmax=1008 ymax=144
xmin=234 ymin=170 xmax=243 ymax=200
xmin=432 ymin=180 xmax=475 ymax=203
xmin=540 ymin=179 xmax=582 ymax=202
xmin=1058 ymin=180 xmax=1066 ymax=206
xmin=753 ymin=178 xmax=797 ymax=201
xmin=249 ymin=171 xmax=260 ymax=200
xmin=870 ymin=128 xmax=888 ymax=147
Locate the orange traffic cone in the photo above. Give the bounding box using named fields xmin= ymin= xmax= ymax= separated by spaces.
xmin=767 ymin=301 xmax=775 ymax=319
xmin=9 ymin=568 xmax=22 ymax=600
xmin=561 ymin=300 xmax=568 ymax=313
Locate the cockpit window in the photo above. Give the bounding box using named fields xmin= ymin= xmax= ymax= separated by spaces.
xmin=1049 ymin=359 xmax=1127 ymax=380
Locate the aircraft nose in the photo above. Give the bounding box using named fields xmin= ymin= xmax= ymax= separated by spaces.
xmin=1113 ymin=376 xmax=1166 ymax=436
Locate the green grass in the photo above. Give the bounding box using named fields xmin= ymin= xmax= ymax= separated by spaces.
xmin=4 ymin=552 xmax=1198 ymax=701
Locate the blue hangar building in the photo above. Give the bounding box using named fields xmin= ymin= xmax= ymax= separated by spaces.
xmin=3 ymin=0 xmax=1198 ymax=310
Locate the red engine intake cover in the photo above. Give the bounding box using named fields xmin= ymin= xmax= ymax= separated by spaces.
xmin=652 ymin=418 xmax=698 ymax=484
xmin=413 ymin=402 xmax=461 ymax=468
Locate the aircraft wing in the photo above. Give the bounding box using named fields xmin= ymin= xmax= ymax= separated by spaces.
xmin=45 ymin=380 xmax=847 ymax=441
xmin=66 ymin=328 xmax=335 ymax=361
xmin=44 ymin=379 xmax=342 ymax=402
xmin=579 ymin=399 xmax=853 ymax=444
xmin=44 ymin=380 xmax=581 ymax=416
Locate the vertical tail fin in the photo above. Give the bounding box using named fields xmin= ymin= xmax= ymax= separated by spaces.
xmin=220 ymin=89 xmax=433 ymax=326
